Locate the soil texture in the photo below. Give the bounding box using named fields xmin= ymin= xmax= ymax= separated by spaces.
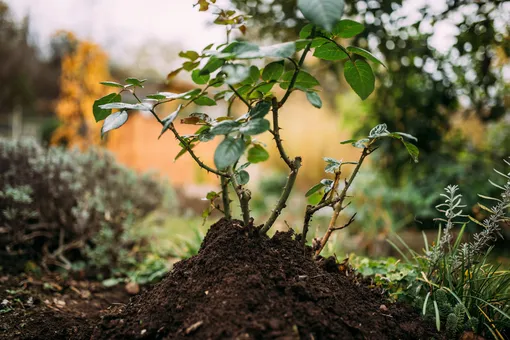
xmin=0 ymin=273 xmax=131 ymax=340
xmin=93 ymin=219 xmax=440 ymax=340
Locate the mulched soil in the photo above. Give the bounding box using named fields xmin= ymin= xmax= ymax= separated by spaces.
xmin=0 ymin=273 xmax=131 ymax=340
xmin=92 ymin=218 xmax=441 ymax=340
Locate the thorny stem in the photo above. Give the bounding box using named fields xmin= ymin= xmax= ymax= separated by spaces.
xmin=219 ymin=99 xmax=237 ymax=219
xmin=261 ymin=97 xmax=302 ymax=233
xmin=229 ymin=168 xmax=251 ymax=226
xmin=229 ymin=85 xmax=251 ymax=109
xmin=131 ymin=90 xmax=229 ymax=178
xmin=313 ymin=147 xmax=371 ymax=256
xmin=261 ymin=157 xmax=302 ymax=234
xmin=221 ymin=177 xmax=231 ymax=219
xmin=269 ymin=97 xmax=293 ymax=168
xmin=279 ymin=27 xmax=315 ymax=107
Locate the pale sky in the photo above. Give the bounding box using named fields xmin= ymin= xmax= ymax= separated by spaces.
xmin=6 ymin=0 xmax=228 ymax=75
xmin=6 ymin=0 xmax=509 ymax=80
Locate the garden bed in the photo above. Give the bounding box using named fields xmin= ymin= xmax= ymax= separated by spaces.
xmin=0 ymin=273 xmax=131 ymax=340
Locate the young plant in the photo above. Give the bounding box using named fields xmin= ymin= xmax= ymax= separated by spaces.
xmin=92 ymin=1 xmax=418 ymax=254
xmin=390 ymin=158 xmax=510 ymax=338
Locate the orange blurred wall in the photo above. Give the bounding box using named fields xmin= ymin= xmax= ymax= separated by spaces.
xmin=107 ymin=110 xmax=219 ymax=186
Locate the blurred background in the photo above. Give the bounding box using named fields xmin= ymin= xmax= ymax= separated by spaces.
xmin=1 ymin=0 xmax=509 ymax=272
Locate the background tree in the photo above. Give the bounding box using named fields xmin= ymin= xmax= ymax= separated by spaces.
xmin=51 ymin=32 xmax=112 ymax=148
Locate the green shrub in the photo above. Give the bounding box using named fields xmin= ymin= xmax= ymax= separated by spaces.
xmin=388 ymin=159 xmax=510 ymax=338
xmin=0 ymin=138 xmax=173 ymax=274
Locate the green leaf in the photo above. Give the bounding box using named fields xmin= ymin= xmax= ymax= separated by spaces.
xmin=249 ymin=101 xmax=271 ymax=119
xmin=241 ymin=65 xmax=260 ymax=85
xmin=299 ymin=24 xmax=315 ymax=39
xmin=247 ymin=144 xmax=269 ymax=163
xmin=210 ymin=120 xmax=240 ymax=135
xmin=346 ymin=46 xmax=386 ymax=68
xmin=183 ymin=61 xmax=200 ymax=71
xmin=179 ymin=50 xmax=200 ymax=61
xmin=235 ymin=170 xmax=250 ymax=185
xmin=403 ymin=141 xmax=419 ymax=163
xmin=101 ymin=111 xmax=128 ymax=136
xmin=324 ymin=157 xmax=341 ymax=173
xmin=193 ymin=95 xmax=216 ymax=106
xmin=213 ymin=41 xmax=296 ymax=59
xmin=296 ymin=39 xmax=312 ymax=51
xmin=313 ymin=42 xmax=348 ymax=61
xmin=158 ymin=104 xmax=182 ymax=139
xmin=311 ymin=37 xmax=329 ymax=48
xmin=340 ymin=139 xmax=357 ymax=144
xmin=146 ymin=94 xmax=167 ymax=100
xmin=200 ymin=56 xmax=225 ymax=75
xmin=280 ymin=70 xmax=320 ymax=89
xmin=333 ymin=19 xmax=364 ymax=38
xmin=125 ymin=77 xmax=146 ymax=88
xmin=222 ymin=64 xmax=251 ymax=85
xmin=158 ymin=89 xmax=201 ymax=100
xmin=259 ymin=42 xmax=296 ymax=58
xmin=206 ymin=191 xmax=219 ymax=200
xmin=93 ymin=93 xmax=121 ymax=122
xmin=198 ymin=128 xmax=215 ymax=142
xmin=214 ymin=137 xmax=245 ymax=170
xmin=394 ymin=132 xmax=417 ymax=142
xmin=192 ymin=69 xmax=210 ymax=85
xmin=352 ymin=138 xmax=370 ymax=148
xmin=238 ymin=162 xmax=250 ymax=171
xmin=239 ymin=118 xmax=270 ymax=135
xmin=369 ymin=123 xmax=389 ymax=138
xmin=175 ymin=140 xmax=197 ymax=161
xmin=306 ymin=91 xmax=322 ymax=108
xmin=297 ymin=0 xmax=345 ymax=32
xmin=305 ymin=182 xmax=325 ymax=197
xmin=99 ymin=102 xmax=151 ymax=111
xmin=321 ymin=179 xmax=334 ymax=194
xmin=100 ymin=81 xmax=124 ymax=88
xmin=256 ymin=82 xmax=276 ymax=94
xmin=343 ymin=60 xmax=375 ymax=100
xmin=262 ymin=61 xmax=285 ymax=81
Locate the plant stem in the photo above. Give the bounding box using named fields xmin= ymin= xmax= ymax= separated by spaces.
xmin=269 ymin=97 xmax=293 ymax=168
xmin=132 ymin=90 xmax=229 ymax=178
xmin=228 ymin=85 xmax=251 ymax=109
xmin=314 ymin=148 xmax=370 ymax=256
xmin=279 ymin=27 xmax=315 ymax=107
xmin=229 ymin=168 xmax=251 ymax=226
xmin=221 ymin=176 xmax=231 ymax=219
xmin=261 ymin=157 xmax=301 ymax=234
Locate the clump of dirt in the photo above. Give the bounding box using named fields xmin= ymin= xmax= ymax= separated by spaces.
xmin=93 ymin=219 xmax=439 ymax=339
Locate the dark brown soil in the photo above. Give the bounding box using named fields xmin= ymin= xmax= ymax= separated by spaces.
xmin=0 ymin=273 xmax=131 ymax=340
xmin=93 ymin=219 xmax=440 ymax=340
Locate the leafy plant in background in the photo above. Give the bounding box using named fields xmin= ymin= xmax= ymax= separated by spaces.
xmin=388 ymin=159 xmax=510 ymax=338
xmin=93 ymin=0 xmax=418 ymax=255
xmin=0 ymin=138 xmax=173 ymax=277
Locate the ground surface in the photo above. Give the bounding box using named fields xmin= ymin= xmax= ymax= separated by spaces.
xmin=0 ymin=273 xmax=131 ymax=340
xmin=93 ymin=219 xmax=440 ymax=339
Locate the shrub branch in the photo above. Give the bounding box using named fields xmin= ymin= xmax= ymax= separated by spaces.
xmin=313 ymin=147 xmax=371 ymax=256
xmin=261 ymin=157 xmax=302 ymax=234
xmin=132 ymin=91 xmax=229 ymax=178
xmin=229 ymin=168 xmax=251 ymax=226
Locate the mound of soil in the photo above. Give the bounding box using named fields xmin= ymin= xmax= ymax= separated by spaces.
xmin=93 ymin=219 xmax=439 ymax=339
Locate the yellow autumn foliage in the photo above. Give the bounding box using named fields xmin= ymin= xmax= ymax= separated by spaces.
xmin=52 ymin=32 xmax=112 ymax=148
